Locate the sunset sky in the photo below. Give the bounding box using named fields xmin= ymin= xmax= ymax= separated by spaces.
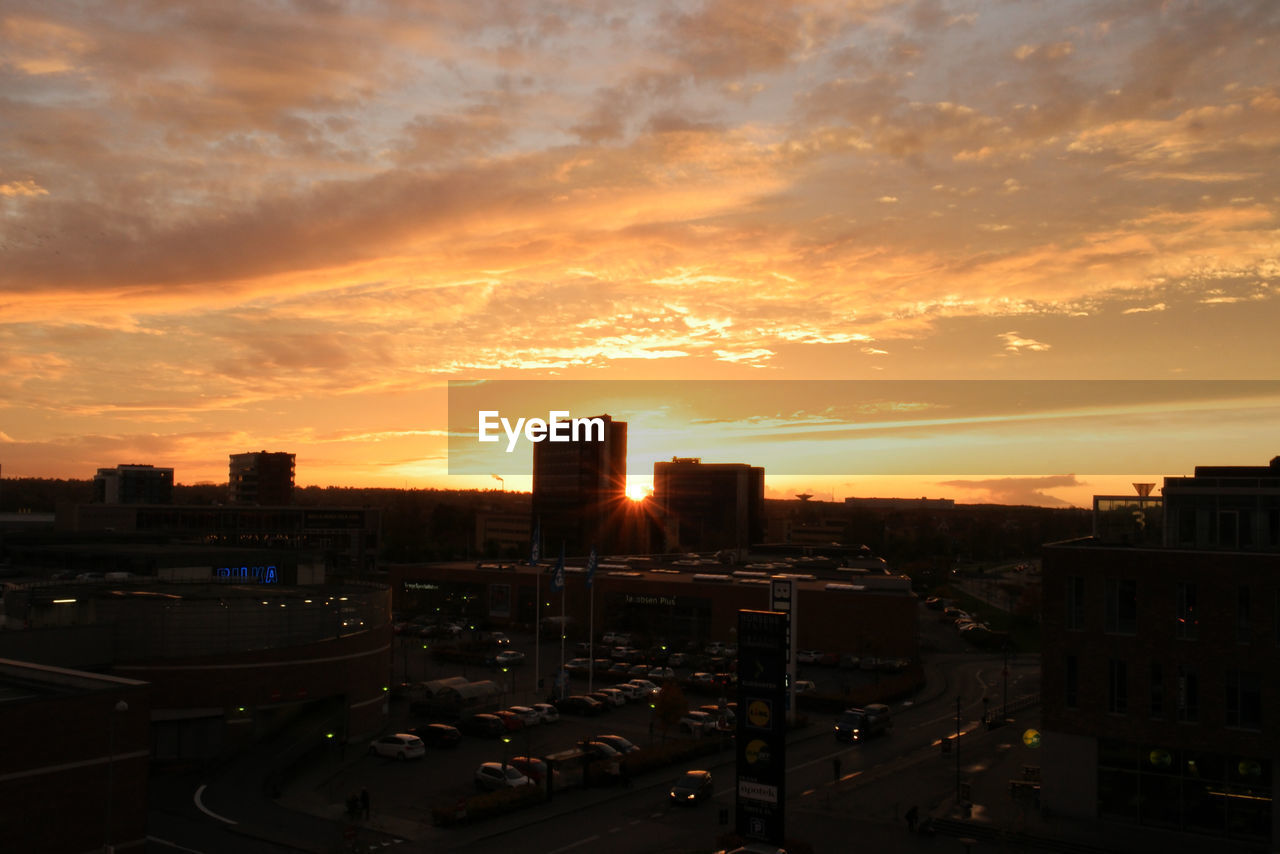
xmin=3 ymin=1 xmax=1278 ymax=507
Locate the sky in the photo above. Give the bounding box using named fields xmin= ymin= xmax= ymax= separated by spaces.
xmin=2 ymin=0 xmax=1278 ymax=507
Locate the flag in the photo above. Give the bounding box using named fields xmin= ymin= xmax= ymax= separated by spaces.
xmin=530 ymin=518 xmax=540 ymax=566
xmin=585 ymin=547 xmax=597 ymax=589
xmin=550 ymin=542 xmax=565 ymax=592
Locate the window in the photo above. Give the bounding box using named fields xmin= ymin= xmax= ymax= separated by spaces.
xmin=1177 ymin=666 xmax=1198 ymax=722
xmin=1065 ymin=655 xmax=1078 ymax=709
xmin=1225 ymin=670 xmax=1261 ymax=730
xmin=1108 ymin=659 xmax=1128 ymax=714
xmin=1065 ymin=576 xmax=1085 ymax=630
xmin=1149 ymin=661 xmax=1163 ymax=718
xmin=1105 ymin=578 xmax=1137 ymax=635
xmin=1176 ymin=582 xmax=1197 ymax=640
xmin=1236 ymin=586 xmax=1251 ymax=644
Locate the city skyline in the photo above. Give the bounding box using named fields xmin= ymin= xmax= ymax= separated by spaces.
xmin=3 ymin=2 xmax=1279 ymax=508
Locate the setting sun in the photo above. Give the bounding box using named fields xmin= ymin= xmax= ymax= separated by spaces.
xmin=625 ymin=482 xmax=650 ymax=502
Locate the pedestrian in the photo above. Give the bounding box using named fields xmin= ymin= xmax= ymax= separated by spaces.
xmin=905 ymin=804 xmax=919 ymax=832
xmin=832 ymin=756 xmax=841 ymax=784
xmin=360 ymin=787 xmax=370 ymax=820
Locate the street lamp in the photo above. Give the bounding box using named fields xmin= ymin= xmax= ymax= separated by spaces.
xmin=104 ymin=699 xmax=129 ymax=853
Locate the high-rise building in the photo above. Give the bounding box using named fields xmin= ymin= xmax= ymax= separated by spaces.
xmin=93 ymin=464 xmax=174 ymax=505
xmin=229 ymin=451 xmax=295 ymax=506
xmin=652 ymin=457 xmax=763 ymax=553
xmin=1040 ymin=457 xmax=1279 ymax=847
xmin=531 ymin=414 xmax=626 ymax=557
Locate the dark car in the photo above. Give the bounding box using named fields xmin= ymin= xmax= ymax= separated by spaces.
xmin=408 ymin=722 xmax=460 ymax=748
xmin=593 ymin=734 xmax=640 ymax=754
xmin=492 ymin=709 xmax=525 ymax=732
xmin=458 ymin=713 xmax=506 ymax=737
xmin=669 ymin=769 xmax=713 ymax=804
xmin=582 ymin=740 xmax=620 ymax=760
xmin=555 ymin=695 xmax=605 ymax=716
xmin=586 ymin=691 xmax=616 ymax=711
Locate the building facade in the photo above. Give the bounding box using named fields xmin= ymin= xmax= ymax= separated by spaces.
xmin=229 ymin=451 xmax=296 ymax=506
xmin=531 ymin=414 xmax=627 ymax=557
xmin=652 ymin=457 xmax=764 ymax=554
xmin=1041 ymin=460 xmax=1280 ymax=847
xmin=93 ymin=463 xmax=174 ymax=505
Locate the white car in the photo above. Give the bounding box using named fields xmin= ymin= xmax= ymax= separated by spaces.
xmin=368 ymin=733 xmax=426 ymax=760
xmin=508 ymin=705 xmax=541 ymax=726
xmin=679 ymin=711 xmax=715 ymax=736
xmin=626 ymin=679 xmax=659 ymax=697
xmin=493 ymin=650 xmax=526 ymax=666
xmin=597 ymin=687 xmax=627 ymax=706
xmin=475 ymin=762 xmax=531 ymax=791
xmin=614 ymin=682 xmax=640 ymax=701
xmin=648 ymin=666 xmax=676 ymax=681
xmin=532 ymin=702 xmax=560 ymax=724
xmin=796 ymin=649 xmax=824 ymax=664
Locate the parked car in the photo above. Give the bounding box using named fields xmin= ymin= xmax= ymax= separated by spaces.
xmin=492 ymin=650 xmax=526 ymax=667
xmin=593 ymin=734 xmax=639 ymax=754
xmin=587 ymin=691 xmax=616 ymax=711
xmin=834 ymin=703 xmax=893 ymax=743
xmin=699 ymin=704 xmax=736 ymax=728
xmin=669 ymin=769 xmax=713 ymax=804
xmin=667 ymin=652 xmax=688 ymax=667
xmin=626 ymin=679 xmax=659 ymax=698
xmin=796 ymin=649 xmax=824 ymax=664
xmin=614 ymin=682 xmax=640 ymax=701
xmin=474 ymin=761 xmax=531 ymax=791
xmin=532 ymin=702 xmax=561 ymax=724
xmin=648 ymin=666 xmax=676 ymax=681
xmin=565 ymin=657 xmax=592 ymax=673
xmin=407 ymin=723 xmax=460 ymax=748
xmin=509 ymin=755 xmax=557 ymax=785
xmin=689 ymin=672 xmax=715 ymax=686
xmin=597 ymin=687 xmax=627 ymax=707
xmin=627 ymin=663 xmax=651 ymax=677
xmin=492 ymin=709 xmax=525 ymax=731
xmin=555 ymin=695 xmax=605 ymax=716
xmin=607 ymin=661 xmax=633 ymax=677
xmin=582 ymin=740 xmax=620 ymax=760
xmin=679 ymin=710 xmax=715 ymax=736
xmin=368 ymin=733 xmax=425 ymax=760
xmin=458 ymin=713 xmax=506 ymax=737
xmin=507 ymin=705 xmax=541 ymax=727
xmin=793 ymin=679 xmax=816 ymax=694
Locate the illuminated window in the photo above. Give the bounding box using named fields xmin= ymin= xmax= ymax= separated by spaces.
xmin=1175 ymin=582 xmax=1197 ymax=640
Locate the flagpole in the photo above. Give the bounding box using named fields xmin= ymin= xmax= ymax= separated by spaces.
xmin=559 ymin=541 xmax=566 ymax=699
xmin=587 ymin=546 xmax=596 ymax=694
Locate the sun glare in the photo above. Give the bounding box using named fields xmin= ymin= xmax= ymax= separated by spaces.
xmin=625 ymin=482 xmax=649 ymax=502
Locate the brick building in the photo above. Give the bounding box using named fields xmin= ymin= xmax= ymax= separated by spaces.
xmin=1041 ymin=459 xmax=1279 ymax=847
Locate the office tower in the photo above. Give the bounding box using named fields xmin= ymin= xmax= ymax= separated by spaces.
xmin=531 ymin=415 xmax=626 ymax=557
xmin=653 ymin=457 xmax=764 ymax=553
xmin=93 ymin=464 xmax=174 ymax=504
xmin=229 ymin=451 xmax=295 ymax=506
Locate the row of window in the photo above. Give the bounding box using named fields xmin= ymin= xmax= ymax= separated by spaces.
xmin=1064 ymin=656 xmax=1262 ymax=730
xmin=1065 ymin=577 xmax=1276 ymax=644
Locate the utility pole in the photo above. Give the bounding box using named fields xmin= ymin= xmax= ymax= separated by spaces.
xmin=955 ymin=694 xmax=962 ymax=802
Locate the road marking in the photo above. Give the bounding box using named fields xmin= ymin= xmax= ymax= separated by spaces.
xmin=547 ymin=834 xmax=601 ymax=854
xmin=146 ymin=836 xmax=204 ymax=853
xmin=193 ymin=784 xmax=238 ymax=825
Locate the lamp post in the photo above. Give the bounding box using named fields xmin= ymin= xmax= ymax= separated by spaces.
xmin=104 ymin=699 xmax=129 ymax=853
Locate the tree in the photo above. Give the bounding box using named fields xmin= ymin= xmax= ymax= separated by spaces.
xmin=652 ymin=681 xmax=688 ymax=744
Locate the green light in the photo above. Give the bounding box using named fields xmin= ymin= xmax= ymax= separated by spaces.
xmin=325 ymin=732 xmax=335 ymax=739
xmin=237 ymin=706 xmax=246 ymax=713
xmin=382 ymin=685 xmax=389 ymax=692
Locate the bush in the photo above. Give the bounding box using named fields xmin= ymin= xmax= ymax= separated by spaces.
xmin=431 ymin=783 xmax=545 ymax=826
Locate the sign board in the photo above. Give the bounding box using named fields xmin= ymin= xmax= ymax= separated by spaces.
xmin=735 ymin=609 xmax=789 ymax=847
